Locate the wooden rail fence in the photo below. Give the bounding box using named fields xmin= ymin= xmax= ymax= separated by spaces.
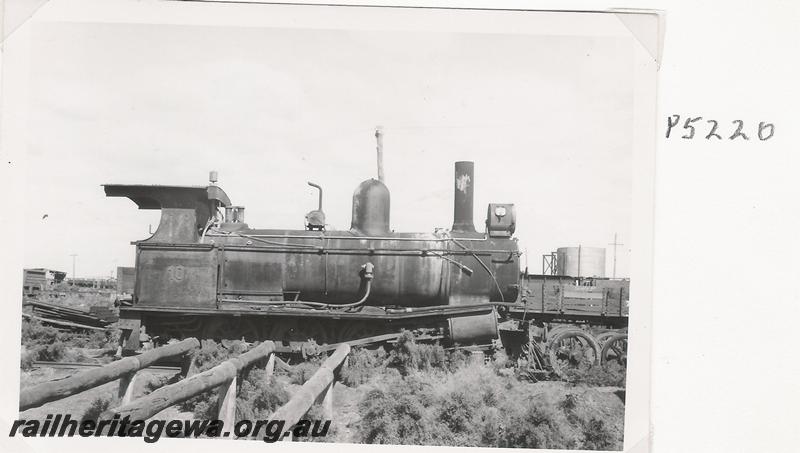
xmin=20 ymin=338 xmax=199 ymax=412
xmin=101 ymin=340 xmax=277 ymax=425
xmin=21 ymin=338 xmax=354 ymax=441
xmin=272 ymin=343 xmax=350 ymax=440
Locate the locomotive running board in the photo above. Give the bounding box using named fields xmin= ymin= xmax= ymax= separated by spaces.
xmin=120 ymin=302 xmax=495 ymax=321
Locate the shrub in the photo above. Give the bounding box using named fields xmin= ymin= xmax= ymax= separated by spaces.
xmin=20 ymin=318 xmax=119 ymax=366
xmin=81 ymin=329 xmax=119 ymax=349
xmin=81 ymin=396 xmax=116 ymax=421
xmin=288 ymin=360 xmax=321 ymax=385
xmin=176 ymin=340 xmax=291 ymax=422
xmin=559 ymin=361 xmax=626 ymax=387
xmin=38 ymin=342 xmax=67 ymax=362
xmin=414 ymin=343 xmax=447 ymax=371
xmin=582 ymin=417 xmax=616 ymax=450
xmin=446 ymin=349 xmax=470 ymax=372
xmin=385 ymin=331 xmax=457 ymax=375
xmin=354 ymin=360 xmax=623 ymax=449
xmin=178 ymin=340 xmax=250 ymax=415
xmin=236 ymin=368 xmax=290 ymax=421
xmin=358 ymin=387 xmax=435 ymax=444
xmin=386 ymin=331 xmax=417 ymax=375
xmin=21 ymin=319 xmax=61 ymax=347
xmin=500 ymin=395 xmax=577 ymax=449
xmin=20 ymin=347 xmax=36 ymax=371
xmin=491 ymin=348 xmax=510 ymax=371
xmin=341 ymin=347 xmax=388 ymax=387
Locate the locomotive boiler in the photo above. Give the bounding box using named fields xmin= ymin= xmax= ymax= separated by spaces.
xmin=106 ymin=161 xmax=521 ymax=353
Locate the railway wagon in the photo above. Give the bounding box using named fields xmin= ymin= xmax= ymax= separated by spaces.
xmin=499 ymin=274 xmax=630 ymax=377
xmin=105 ymin=161 xmax=521 ymax=354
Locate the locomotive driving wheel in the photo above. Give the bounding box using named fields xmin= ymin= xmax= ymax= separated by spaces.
xmin=338 ymin=321 xmax=380 ymax=342
xmin=547 ymin=329 xmax=601 ymax=380
xmin=302 ymin=320 xmax=332 ymax=346
xmin=239 ymin=318 xmax=264 ymax=342
xmin=202 ymin=317 xmax=241 ymax=343
xmin=146 ymin=316 xmax=202 ymax=344
xmin=269 ymin=318 xmax=331 ymax=345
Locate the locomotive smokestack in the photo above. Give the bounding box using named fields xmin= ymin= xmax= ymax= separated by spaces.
xmin=452 ymin=161 xmax=476 ymax=233
xmin=375 ymin=126 xmax=385 ymax=183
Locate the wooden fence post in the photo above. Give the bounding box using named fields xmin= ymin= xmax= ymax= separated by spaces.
xmin=271 ymin=344 xmax=350 ymax=437
xmin=265 ymin=353 xmax=275 ymax=379
xmin=320 ymin=381 xmax=334 ymax=421
xmin=118 ymin=371 xmax=138 ymax=406
xmin=181 ymin=353 xmax=195 ymax=377
xmin=216 ymin=376 xmax=237 ymax=430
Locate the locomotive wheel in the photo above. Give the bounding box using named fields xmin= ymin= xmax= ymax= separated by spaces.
xmin=202 ymin=317 xmax=241 ymax=342
xmin=239 ymin=318 xmax=264 ymax=342
xmin=600 ymin=333 xmax=628 ymax=368
xmin=146 ymin=316 xmax=201 ymax=344
xmin=270 ymin=318 xmax=330 ymax=345
xmin=303 ymin=321 xmax=331 ymax=345
xmin=338 ymin=321 xmax=380 ymax=342
xmin=269 ymin=319 xmax=300 ymax=343
xmin=548 ymin=329 xmax=601 ymax=380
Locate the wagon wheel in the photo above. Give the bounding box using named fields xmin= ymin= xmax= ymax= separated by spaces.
xmin=547 ymin=329 xmax=601 ymax=380
xmin=600 ymin=333 xmax=628 ymax=368
xmin=594 ymin=331 xmax=618 ymax=345
xmin=546 ymin=324 xmax=577 ymax=344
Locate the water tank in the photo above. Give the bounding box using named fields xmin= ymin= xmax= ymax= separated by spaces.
xmin=556 ymin=246 xmax=606 ymax=278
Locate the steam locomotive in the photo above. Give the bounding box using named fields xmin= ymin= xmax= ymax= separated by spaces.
xmin=106 ymin=161 xmax=522 ymax=351
xmin=106 ymin=159 xmax=628 ymax=374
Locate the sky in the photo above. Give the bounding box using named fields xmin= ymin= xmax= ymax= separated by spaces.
xmin=24 ymin=22 xmax=634 ymax=278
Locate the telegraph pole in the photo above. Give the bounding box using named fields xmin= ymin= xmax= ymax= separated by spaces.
xmin=608 ymin=234 xmax=623 ymax=279
xmin=70 ymin=254 xmax=78 ymax=284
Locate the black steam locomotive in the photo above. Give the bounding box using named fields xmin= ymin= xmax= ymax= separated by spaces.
xmin=106 ymin=160 xmax=628 ymax=375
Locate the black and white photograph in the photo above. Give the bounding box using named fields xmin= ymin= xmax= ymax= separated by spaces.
xmin=4 ymin=1 xmax=663 ymax=452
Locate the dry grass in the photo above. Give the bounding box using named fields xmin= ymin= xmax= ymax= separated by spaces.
xmin=175 ymin=340 xmax=292 ymax=421
xmin=20 ymin=318 xmax=119 ymax=369
xmin=346 ymin=332 xmax=625 ymax=450
xmin=355 ymin=364 xmax=623 ymax=449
